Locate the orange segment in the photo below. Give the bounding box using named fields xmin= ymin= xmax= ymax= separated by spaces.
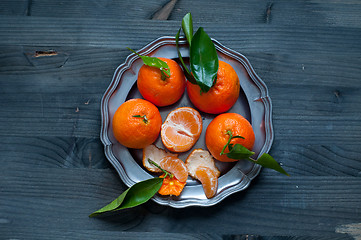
xmin=195 ymin=166 xmax=218 ymax=199
xmin=158 ymin=174 xmax=186 ymax=196
xmin=159 ymin=156 xmax=188 ymax=182
xmin=142 ymin=144 xmax=178 ymax=172
xmin=161 ymin=107 xmax=202 ymax=152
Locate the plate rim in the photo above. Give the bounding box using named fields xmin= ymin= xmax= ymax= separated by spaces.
xmin=100 ymin=36 xmax=273 ymax=208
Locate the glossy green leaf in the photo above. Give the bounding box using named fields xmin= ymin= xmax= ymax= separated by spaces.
xmin=127 ymin=47 xmax=170 ymax=79
xmin=182 ymin=12 xmax=193 ymax=46
xmin=226 ymin=143 xmax=255 ymax=160
xmin=190 ymin=27 xmax=219 ymax=93
xmin=175 ymin=29 xmax=197 ymax=84
xmin=249 ymin=153 xmax=290 ymax=176
xmin=89 ymin=177 xmax=163 ymax=217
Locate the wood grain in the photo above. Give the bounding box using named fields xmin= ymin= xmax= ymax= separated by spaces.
xmin=0 ymin=0 xmax=169 ymax=19
xmin=1 ymin=2 xmax=361 ymax=238
xmin=0 ymin=16 xmax=360 ymax=57
xmin=0 ymin=167 xmax=359 ymax=237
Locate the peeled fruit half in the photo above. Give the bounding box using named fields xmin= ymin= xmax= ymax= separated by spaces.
xmin=143 ymin=145 xmax=188 ymax=183
xmin=143 ymin=144 xmax=178 ymax=173
xmin=186 ymin=149 xmax=220 ymax=198
xmin=161 ymin=107 xmax=202 ymax=152
xmin=160 ymin=156 xmax=188 ymax=183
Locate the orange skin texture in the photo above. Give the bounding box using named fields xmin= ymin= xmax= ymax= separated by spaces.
xmin=112 ymin=99 xmax=162 ymax=149
xmin=158 ymin=174 xmax=186 ymax=196
xmin=186 ymin=60 xmax=240 ymax=114
xmin=205 ymin=113 xmax=255 ymax=162
xmin=137 ymin=57 xmax=186 ymax=107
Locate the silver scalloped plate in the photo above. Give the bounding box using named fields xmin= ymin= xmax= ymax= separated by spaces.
xmin=100 ymin=36 xmax=273 ymax=208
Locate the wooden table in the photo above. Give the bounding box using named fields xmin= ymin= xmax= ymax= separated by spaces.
xmin=1 ymin=1 xmax=361 ymax=239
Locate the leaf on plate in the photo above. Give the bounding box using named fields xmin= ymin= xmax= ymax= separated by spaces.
xmin=127 ymin=47 xmax=170 ymax=80
xmin=190 ymin=27 xmax=219 ymax=93
xmin=226 ymin=143 xmax=255 ymax=160
xmin=89 ymin=177 xmax=164 ymax=217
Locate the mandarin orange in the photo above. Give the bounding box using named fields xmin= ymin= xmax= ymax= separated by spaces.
xmin=112 ymin=99 xmax=162 ymax=149
xmin=137 ymin=57 xmax=186 ymax=107
xmin=160 ymin=156 xmax=188 ymax=183
xmin=185 ymin=149 xmax=220 ymax=198
xmin=161 ymin=107 xmax=202 ymax=152
xmin=205 ymin=113 xmax=255 ymax=162
xmin=186 ymin=60 xmax=240 ymax=114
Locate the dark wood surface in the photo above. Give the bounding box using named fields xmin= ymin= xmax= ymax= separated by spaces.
xmin=1 ymin=1 xmax=361 ymax=239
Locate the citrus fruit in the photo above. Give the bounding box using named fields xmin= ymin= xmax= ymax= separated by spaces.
xmin=195 ymin=167 xmax=218 ymax=199
xmin=158 ymin=174 xmax=186 ymax=196
xmin=142 ymin=144 xmax=178 ymax=172
xmin=185 ymin=149 xmax=220 ymax=199
xmin=137 ymin=57 xmax=186 ymax=107
xmin=112 ymin=99 xmax=162 ymax=149
xmin=160 ymin=156 xmax=188 ymax=182
xmin=186 ymin=60 xmax=240 ymax=114
xmin=205 ymin=113 xmax=255 ymax=162
xmin=161 ymin=107 xmax=202 ymax=152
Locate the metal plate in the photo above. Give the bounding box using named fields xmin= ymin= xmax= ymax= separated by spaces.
xmin=100 ymin=36 xmax=273 ymax=208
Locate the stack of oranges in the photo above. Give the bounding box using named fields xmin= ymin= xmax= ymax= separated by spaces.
xmin=112 ymin=56 xmax=255 ymax=199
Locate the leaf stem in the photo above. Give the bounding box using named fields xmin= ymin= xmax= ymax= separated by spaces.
xmin=148 ymin=159 xmax=173 ymax=178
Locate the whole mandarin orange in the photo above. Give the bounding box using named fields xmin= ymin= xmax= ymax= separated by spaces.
xmin=187 ymin=60 xmax=240 ymax=114
xmin=112 ymin=99 xmax=162 ymax=149
xmin=137 ymin=57 xmax=186 ymax=107
xmin=205 ymin=113 xmax=255 ymax=162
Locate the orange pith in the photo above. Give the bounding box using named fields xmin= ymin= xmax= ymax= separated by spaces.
xmin=195 ymin=166 xmax=218 ymax=199
xmin=161 ymin=107 xmax=202 ymax=152
xmin=137 ymin=57 xmax=186 ymax=107
xmin=186 ymin=60 xmax=240 ymax=114
xmin=112 ymin=99 xmax=162 ymax=149
xmin=206 ymin=113 xmax=255 ymax=162
xmin=158 ymin=174 xmax=186 ymax=196
xmin=159 ymin=156 xmax=188 ymax=183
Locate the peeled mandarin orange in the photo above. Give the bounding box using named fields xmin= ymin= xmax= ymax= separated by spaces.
xmin=161 ymin=107 xmax=202 ymax=152
xmin=186 ymin=60 xmax=240 ymax=114
xmin=137 ymin=57 xmax=186 ymax=107
xmin=195 ymin=166 xmax=218 ymax=199
xmin=158 ymin=174 xmax=186 ymax=196
xmin=185 ymin=149 xmax=220 ymax=199
xmin=112 ymin=99 xmax=162 ymax=149
xmin=142 ymin=144 xmax=178 ymax=173
xmin=205 ymin=113 xmax=255 ymax=162
xmin=159 ymin=156 xmax=188 ymax=183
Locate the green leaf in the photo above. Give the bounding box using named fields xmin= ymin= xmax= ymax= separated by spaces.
xmin=249 ymin=153 xmax=290 ymax=176
xmin=226 ymin=143 xmax=255 ymax=160
xmin=182 ymin=12 xmax=193 ymax=46
xmin=127 ymin=47 xmax=170 ymax=79
xmin=89 ymin=177 xmax=163 ymax=217
xmin=190 ymin=27 xmax=219 ymax=93
xmin=175 ymin=29 xmax=197 ymax=84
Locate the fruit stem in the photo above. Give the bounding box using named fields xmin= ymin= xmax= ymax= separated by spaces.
xmin=148 ymin=158 xmax=174 ymax=179
xmin=220 ymin=130 xmax=245 ymax=156
xmin=220 ymin=130 xmax=233 ymax=155
xmin=132 ymin=115 xmax=148 ymax=124
xmin=160 ymin=68 xmax=170 ymax=81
